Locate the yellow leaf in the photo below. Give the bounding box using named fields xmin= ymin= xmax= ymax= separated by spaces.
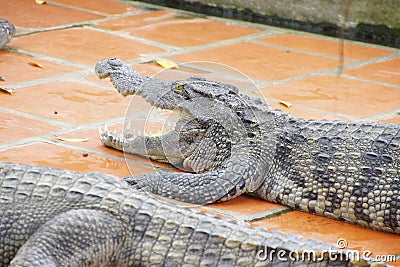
xmin=56 ymin=137 xmax=89 ymax=143
xmin=279 ymin=100 xmax=292 ymax=108
xmin=28 ymin=62 xmax=43 ymax=68
xmin=155 ymin=59 xmax=179 ymax=69
xmin=35 ymin=0 xmax=46 ymax=4
xmin=0 ymin=87 xmax=13 ymax=95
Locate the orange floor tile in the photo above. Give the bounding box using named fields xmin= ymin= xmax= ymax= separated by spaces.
xmin=12 ymin=28 xmax=166 ymax=65
xmin=345 ymin=57 xmax=400 ymax=86
xmin=262 ymin=75 xmax=400 ymax=117
xmin=96 ymin=9 xmax=261 ymax=47
xmin=170 ymin=42 xmax=345 ymax=81
xmin=1 ymin=0 xmax=399 ymax=265
xmin=1 ymin=0 xmax=103 ymax=28
xmin=258 ymin=34 xmax=392 ymax=61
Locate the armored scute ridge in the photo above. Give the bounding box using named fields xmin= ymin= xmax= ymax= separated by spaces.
xmin=96 ymin=57 xmax=400 ymax=234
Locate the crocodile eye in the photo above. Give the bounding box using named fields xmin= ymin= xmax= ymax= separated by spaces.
xmin=108 ymin=58 xmax=123 ymax=66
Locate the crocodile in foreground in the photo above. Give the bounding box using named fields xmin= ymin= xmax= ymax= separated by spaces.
xmin=0 ymin=162 xmax=364 ymax=266
xmin=95 ymin=58 xmax=399 ymax=235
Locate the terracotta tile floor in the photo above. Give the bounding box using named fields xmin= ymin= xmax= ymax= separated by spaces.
xmin=1 ymin=0 xmax=400 ymax=265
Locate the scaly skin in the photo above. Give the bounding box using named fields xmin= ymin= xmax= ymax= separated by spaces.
xmin=0 ymin=162 xmax=360 ymax=266
xmin=0 ymin=19 xmax=15 ymax=49
xmin=95 ymin=58 xmax=400 ymax=234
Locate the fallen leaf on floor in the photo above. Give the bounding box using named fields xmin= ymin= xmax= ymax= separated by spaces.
xmin=279 ymin=100 xmax=292 ymax=108
xmin=0 ymin=87 xmax=13 ymax=95
xmin=28 ymin=61 xmax=43 ymax=68
xmin=35 ymin=0 xmax=46 ymax=4
xmin=0 ymin=76 xmax=5 ymax=81
xmin=56 ymin=137 xmax=89 ymax=143
xmin=155 ymin=59 xmax=179 ymax=69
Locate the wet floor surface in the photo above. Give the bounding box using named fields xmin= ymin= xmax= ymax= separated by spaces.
xmin=1 ymin=0 xmax=400 ymax=265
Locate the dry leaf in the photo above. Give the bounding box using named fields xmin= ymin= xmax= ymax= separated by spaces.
xmin=56 ymin=137 xmax=89 ymax=143
xmin=28 ymin=61 xmax=43 ymax=68
xmin=0 ymin=87 xmax=13 ymax=95
xmin=155 ymin=59 xmax=179 ymax=69
xmin=279 ymin=100 xmax=292 ymax=108
xmin=35 ymin=0 xmax=46 ymax=4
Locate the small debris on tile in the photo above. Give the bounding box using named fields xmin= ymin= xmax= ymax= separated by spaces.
xmin=56 ymin=137 xmax=89 ymax=143
xmin=155 ymin=59 xmax=179 ymax=69
xmin=279 ymin=100 xmax=292 ymax=108
xmin=0 ymin=86 xmax=13 ymax=95
xmin=0 ymin=75 xmax=5 ymax=81
xmin=82 ymin=152 xmax=89 ymax=157
xmin=35 ymin=0 xmax=46 ymax=4
xmin=54 ymin=111 xmax=58 ymax=114
xmin=28 ymin=61 xmax=43 ymax=68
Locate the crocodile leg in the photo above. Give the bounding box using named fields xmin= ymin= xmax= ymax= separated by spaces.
xmin=9 ymin=209 xmax=126 ymax=267
xmin=124 ymin=130 xmax=276 ymax=204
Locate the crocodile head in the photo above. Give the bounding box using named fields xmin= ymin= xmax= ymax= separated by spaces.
xmin=0 ymin=19 xmax=16 ymax=49
xmin=95 ymin=58 xmax=276 ymax=202
xmin=95 ymin=57 xmax=270 ymax=124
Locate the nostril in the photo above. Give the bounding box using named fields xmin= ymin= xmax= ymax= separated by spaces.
xmin=108 ymin=57 xmax=122 ymax=66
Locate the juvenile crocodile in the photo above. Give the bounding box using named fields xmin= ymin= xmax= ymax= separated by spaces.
xmin=0 ymin=19 xmax=15 ymax=49
xmin=0 ymin=161 xmax=360 ymax=266
xmin=95 ymin=58 xmax=400 ymax=234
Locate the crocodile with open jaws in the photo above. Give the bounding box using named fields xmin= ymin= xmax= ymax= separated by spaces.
xmin=1 ymin=162 xmax=360 ymax=266
xmin=95 ymin=57 xmax=399 ymax=235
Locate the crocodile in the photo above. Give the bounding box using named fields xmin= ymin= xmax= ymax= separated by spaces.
xmin=0 ymin=161 xmax=363 ymax=266
xmin=95 ymin=57 xmax=400 ymax=235
xmin=0 ymin=19 xmax=15 ymax=82
xmin=0 ymin=19 xmax=15 ymax=49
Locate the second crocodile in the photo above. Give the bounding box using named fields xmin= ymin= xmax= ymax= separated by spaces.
xmin=95 ymin=58 xmax=400 ymax=234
